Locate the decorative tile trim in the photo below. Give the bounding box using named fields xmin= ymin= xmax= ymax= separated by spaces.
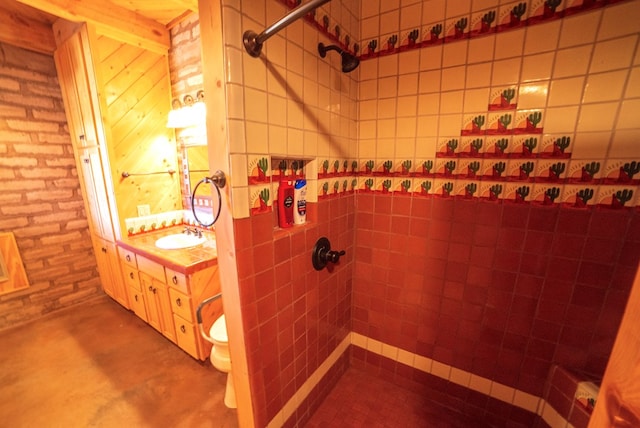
xmin=356 ymin=0 xmax=632 ymax=62
xmin=124 ymin=210 xmax=185 ymax=236
xmin=275 ymin=0 xmax=360 ymax=56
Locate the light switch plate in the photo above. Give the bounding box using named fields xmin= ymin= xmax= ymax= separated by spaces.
xmin=137 ymin=204 xmax=151 ymax=217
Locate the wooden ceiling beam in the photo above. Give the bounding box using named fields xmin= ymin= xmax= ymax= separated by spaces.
xmin=0 ymin=4 xmax=56 ymax=54
xmin=15 ymin=0 xmax=170 ymax=54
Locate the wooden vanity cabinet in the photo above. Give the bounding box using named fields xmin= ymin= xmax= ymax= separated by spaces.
xmin=117 ymin=247 xmax=222 ymax=360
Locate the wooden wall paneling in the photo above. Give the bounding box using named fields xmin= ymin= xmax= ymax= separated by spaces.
xmin=109 ymin=80 xmax=172 ymax=152
xmin=90 ymin=32 xmax=180 ymax=230
xmin=94 ymin=35 xmax=124 ymax=63
xmin=103 ymin=53 xmax=166 ymax=110
xmin=98 ymin=43 xmax=145 ymax=86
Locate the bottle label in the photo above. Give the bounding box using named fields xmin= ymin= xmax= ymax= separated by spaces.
xmin=297 ymin=200 xmax=306 ymax=215
xmin=284 ymin=195 xmax=294 ymax=208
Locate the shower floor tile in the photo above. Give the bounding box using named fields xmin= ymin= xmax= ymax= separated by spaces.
xmin=306 ymin=367 xmax=487 ymax=428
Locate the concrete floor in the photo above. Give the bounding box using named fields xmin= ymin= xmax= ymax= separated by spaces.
xmin=0 ymin=296 xmax=238 ymax=428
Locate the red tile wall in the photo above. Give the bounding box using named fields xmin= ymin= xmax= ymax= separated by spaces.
xmin=235 ymin=197 xmax=355 ymax=427
xmin=353 ymin=194 xmax=640 ymax=397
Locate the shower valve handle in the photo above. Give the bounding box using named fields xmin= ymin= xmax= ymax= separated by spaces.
xmin=312 ymin=237 xmax=345 ymax=271
xmin=325 ymin=249 xmax=345 ymax=264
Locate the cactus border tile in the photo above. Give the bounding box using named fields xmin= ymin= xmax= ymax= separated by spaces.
xmin=567 ymin=160 xmax=603 ymax=184
xmin=416 ymin=159 xmax=436 ymax=177
xmin=461 ymin=114 xmax=488 ymax=136
xmin=445 ymin=15 xmax=471 ymax=41
xmin=505 ymin=182 xmax=533 ymax=203
xmin=248 ymin=155 xmax=270 ymax=185
xmin=528 ymin=0 xmax=566 ymax=23
xmin=414 ymin=179 xmax=435 ymax=196
xmin=436 ymin=137 xmax=461 ymax=157
xmin=497 ymin=1 xmax=529 ymax=32
xmin=508 ymin=159 xmax=538 ymax=182
xmin=603 ymin=159 xmax=640 ymax=185
xmin=536 ymin=159 xmax=569 ymax=182
xmin=250 ymin=184 xmax=272 ymax=216
xmin=487 ymin=112 xmax=514 ymax=135
xmin=395 ymin=178 xmax=414 ymax=195
xmin=480 ymin=181 xmax=507 ymax=201
xmin=470 ymin=9 xmax=498 ymax=36
xmin=459 ymin=159 xmax=484 ymax=180
xmin=482 ymin=159 xmax=509 ymax=181
xmin=434 ymin=178 xmax=457 ymax=198
xmin=563 ymin=184 xmax=599 ymax=208
xmin=359 ymin=176 xmax=376 ymax=193
xmin=422 ymin=22 xmax=445 ymax=46
xmin=489 ymin=87 xmax=518 ymax=111
xmin=455 ymin=180 xmax=481 ymax=199
xmin=436 ymin=158 xmax=459 ymax=178
xmin=460 ymin=137 xmax=486 ymax=157
xmin=532 ymin=183 xmax=564 ymax=205
xmin=486 ymin=136 xmax=513 ymax=157
xmin=539 ymin=135 xmax=572 ymax=158
xmin=511 ymin=135 xmax=541 ymax=158
xmin=596 ymin=186 xmax=637 ymax=209
xmin=514 ymin=110 xmax=544 ymax=134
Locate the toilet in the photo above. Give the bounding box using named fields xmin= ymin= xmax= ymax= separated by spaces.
xmin=209 ymin=314 xmax=236 ymax=409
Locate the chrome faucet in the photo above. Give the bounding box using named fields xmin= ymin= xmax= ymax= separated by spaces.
xmin=183 ymin=227 xmax=203 ymax=238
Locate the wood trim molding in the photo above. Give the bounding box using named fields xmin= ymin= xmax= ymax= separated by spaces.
xmin=16 ymin=0 xmax=170 ymax=54
xmin=0 ymin=3 xmax=56 ymax=54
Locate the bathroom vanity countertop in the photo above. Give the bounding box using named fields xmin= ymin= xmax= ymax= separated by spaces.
xmin=117 ymin=227 xmax=217 ymax=275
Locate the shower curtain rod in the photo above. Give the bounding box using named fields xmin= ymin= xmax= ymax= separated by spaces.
xmin=243 ymin=0 xmax=331 ymax=57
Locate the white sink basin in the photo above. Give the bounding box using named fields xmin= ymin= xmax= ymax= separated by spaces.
xmin=155 ymin=233 xmax=206 ymax=250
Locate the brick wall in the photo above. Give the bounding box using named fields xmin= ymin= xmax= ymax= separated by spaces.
xmin=0 ymin=42 xmax=101 ymax=329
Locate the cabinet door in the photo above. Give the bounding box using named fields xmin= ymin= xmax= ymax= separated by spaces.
xmin=79 ymin=148 xmax=115 ymax=242
xmin=127 ymin=286 xmax=147 ymax=321
xmin=93 ymin=239 xmax=115 ymax=299
xmin=140 ymin=273 xmax=175 ymax=341
xmin=140 ymin=272 xmax=161 ymax=332
xmin=94 ymin=238 xmax=128 ymax=308
xmin=54 ymin=34 xmax=95 ymax=149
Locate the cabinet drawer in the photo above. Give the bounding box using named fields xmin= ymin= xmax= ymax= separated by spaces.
xmin=166 ymin=268 xmax=188 ymax=294
xmin=169 ymin=288 xmax=192 ymax=321
xmin=127 ymin=286 xmax=147 ymax=321
xmin=122 ymin=266 xmax=140 ymax=291
xmin=119 ymin=247 xmax=137 ymax=269
xmin=137 ymin=255 xmax=165 ymax=283
xmin=173 ymin=314 xmax=200 ymax=360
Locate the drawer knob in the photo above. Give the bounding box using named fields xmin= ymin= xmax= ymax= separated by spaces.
xmin=126 ymin=255 xmax=131 ymax=262
xmin=176 ymin=298 xmax=182 ymax=307
xmin=134 ymin=295 xmax=139 ymax=302
xmin=172 ymin=275 xmax=178 ymax=285
xmin=180 ymin=325 xmax=186 ymax=333
xmin=129 ymin=272 xmax=134 ymax=279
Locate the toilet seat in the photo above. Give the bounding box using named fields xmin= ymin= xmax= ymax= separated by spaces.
xmin=210 ymin=314 xmax=228 ymax=343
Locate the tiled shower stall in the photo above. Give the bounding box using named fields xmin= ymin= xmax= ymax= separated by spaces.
xmin=204 ymin=0 xmax=640 ymax=426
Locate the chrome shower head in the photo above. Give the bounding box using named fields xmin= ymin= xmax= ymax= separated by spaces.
xmin=318 ymin=43 xmax=360 ymax=73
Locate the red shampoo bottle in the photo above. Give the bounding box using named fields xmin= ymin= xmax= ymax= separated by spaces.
xmin=277 ymin=180 xmax=294 ymax=228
